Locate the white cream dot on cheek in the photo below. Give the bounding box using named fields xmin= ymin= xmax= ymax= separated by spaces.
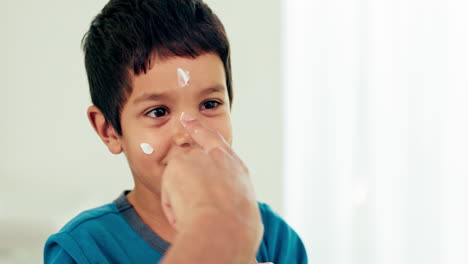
xmin=140 ymin=143 xmax=154 ymax=155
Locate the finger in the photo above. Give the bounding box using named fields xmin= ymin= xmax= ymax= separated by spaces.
xmin=180 ymin=112 xmax=232 ymax=154
xmin=179 ymin=112 xmax=249 ymax=172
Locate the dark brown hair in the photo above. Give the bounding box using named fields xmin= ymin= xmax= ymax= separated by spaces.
xmin=82 ymin=0 xmax=232 ymax=135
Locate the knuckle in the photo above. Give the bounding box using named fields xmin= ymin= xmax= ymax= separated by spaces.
xmin=171 ymin=154 xmax=184 ymax=163
xmin=209 ymin=146 xmax=227 ymax=159
xmin=242 ymin=164 xmax=250 ymax=175
xmin=215 ymin=131 xmax=228 ymax=144
xmin=190 ymin=147 xmax=205 ymax=156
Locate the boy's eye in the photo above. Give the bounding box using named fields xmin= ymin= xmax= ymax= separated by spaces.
xmin=201 ymin=100 xmax=221 ymax=110
xmin=146 ymin=107 xmax=169 ymax=118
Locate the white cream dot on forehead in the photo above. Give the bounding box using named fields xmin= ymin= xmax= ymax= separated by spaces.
xmin=140 ymin=143 xmax=154 ymax=155
xmin=177 ymin=67 xmax=190 ymax=87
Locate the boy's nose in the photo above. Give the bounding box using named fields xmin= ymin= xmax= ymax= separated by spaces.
xmin=173 ymin=130 xmax=194 ymax=148
xmin=172 ymin=113 xmax=195 ymax=148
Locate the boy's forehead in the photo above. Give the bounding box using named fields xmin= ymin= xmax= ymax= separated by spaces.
xmin=140 ymin=52 xmax=222 ymax=73
xmin=128 ymin=53 xmax=227 ymax=102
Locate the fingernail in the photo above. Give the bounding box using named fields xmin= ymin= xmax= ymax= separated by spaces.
xmin=180 ymin=112 xmax=195 ymax=127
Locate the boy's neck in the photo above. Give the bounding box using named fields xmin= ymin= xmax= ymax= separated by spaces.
xmin=126 ymin=186 xmax=177 ymax=244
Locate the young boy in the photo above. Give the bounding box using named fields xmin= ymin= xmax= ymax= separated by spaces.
xmin=44 ymin=0 xmax=307 ymax=263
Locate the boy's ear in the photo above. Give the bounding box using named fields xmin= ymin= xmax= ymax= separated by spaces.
xmin=87 ymin=105 xmax=123 ymax=154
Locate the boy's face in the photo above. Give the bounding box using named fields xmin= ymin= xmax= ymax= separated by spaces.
xmin=115 ymin=53 xmax=232 ymax=195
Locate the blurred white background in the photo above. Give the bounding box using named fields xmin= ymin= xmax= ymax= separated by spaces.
xmin=283 ymin=0 xmax=468 ymax=263
xmin=2 ymin=0 xmax=468 ymax=263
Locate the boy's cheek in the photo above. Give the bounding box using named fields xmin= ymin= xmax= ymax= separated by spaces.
xmin=122 ymin=135 xmax=166 ymax=167
xmin=128 ymin=139 xmax=169 ymax=187
xmin=136 ymin=139 xmax=166 ymax=161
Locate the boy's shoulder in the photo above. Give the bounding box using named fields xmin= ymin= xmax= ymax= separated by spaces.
xmin=257 ymin=201 xmax=277 ymax=218
xmin=257 ymin=201 xmax=289 ymax=230
xmin=256 ymin=201 xmax=308 ymax=264
xmin=57 ymin=202 xmax=120 ymax=234
xmin=44 ymin=197 xmax=163 ymax=264
xmin=44 ymin=198 xmax=307 ymax=263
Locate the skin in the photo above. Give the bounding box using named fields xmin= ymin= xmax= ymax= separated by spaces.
xmin=87 ymin=53 xmax=271 ymax=263
xmin=160 ymin=114 xmax=269 ymax=264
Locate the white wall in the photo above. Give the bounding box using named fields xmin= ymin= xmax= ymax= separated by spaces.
xmin=283 ymin=0 xmax=468 ymax=263
xmin=1 ymin=0 xmax=282 ymax=262
xmin=204 ymin=0 xmax=283 ymax=213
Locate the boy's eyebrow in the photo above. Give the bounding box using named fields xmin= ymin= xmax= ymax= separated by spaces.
xmin=132 ymin=85 xmax=225 ymax=105
xmin=199 ymin=85 xmax=225 ymax=96
xmin=132 ymin=92 xmax=170 ymax=105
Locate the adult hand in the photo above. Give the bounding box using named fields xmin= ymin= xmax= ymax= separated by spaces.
xmin=159 ymin=112 xmax=264 ymax=264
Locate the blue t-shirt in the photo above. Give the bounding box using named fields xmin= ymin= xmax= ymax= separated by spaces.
xmin=44 ymin=191 xmax=307 ymax=263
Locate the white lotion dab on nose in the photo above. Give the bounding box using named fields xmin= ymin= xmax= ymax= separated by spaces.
xmin=177 ymin=68 xmax=190 ymax=87
xmin=140 ymin=143 xmax=154 ymax=155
